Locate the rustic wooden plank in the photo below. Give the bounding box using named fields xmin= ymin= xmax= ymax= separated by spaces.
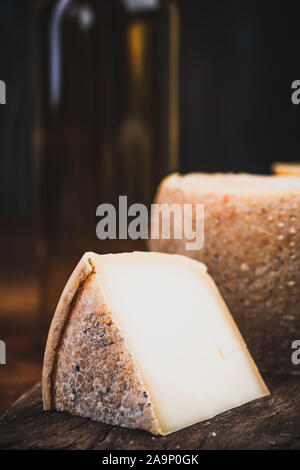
xmin=0 ymin=375 xmax=299 ymax=450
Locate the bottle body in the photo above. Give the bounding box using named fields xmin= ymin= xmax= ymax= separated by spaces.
xmin=33 ymin=0 xmax=179 ymax=329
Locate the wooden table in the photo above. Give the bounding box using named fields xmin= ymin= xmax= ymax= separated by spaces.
xmin=0 ymin=375 xmax=299 ymax=450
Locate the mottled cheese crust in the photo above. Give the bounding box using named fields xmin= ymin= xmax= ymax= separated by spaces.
xmin=52 ymin=273 xmax=160 ymax=434
xmin=43 ymin=254 xmax=161 ymax=434
xmin=149 ymin=173 xmax=300 ymax=374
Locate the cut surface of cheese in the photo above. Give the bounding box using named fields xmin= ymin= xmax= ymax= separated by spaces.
xmin=149 ymin=172 xmax=300 ymax=374
xmin=43 ymin=251 xmax=269 ymax=435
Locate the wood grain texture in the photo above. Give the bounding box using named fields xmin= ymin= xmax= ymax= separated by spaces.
xmin=0 ymin=375 xmax=299 ymax=450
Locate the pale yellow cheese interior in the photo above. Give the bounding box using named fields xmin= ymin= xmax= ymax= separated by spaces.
xmin=89 ymin=251 xmax=269 ymax=435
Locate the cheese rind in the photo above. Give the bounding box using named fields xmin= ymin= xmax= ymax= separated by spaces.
xmin=43 ymin=251 xmax=269 ymax=435
xmin=149 ymin=173 xmax=300 ymax=373
xmin=272 ymin=162 xmax=300 ymax=176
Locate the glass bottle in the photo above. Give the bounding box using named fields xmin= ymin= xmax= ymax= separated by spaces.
xmin=32 ymin=0 xmax=180 ymax=330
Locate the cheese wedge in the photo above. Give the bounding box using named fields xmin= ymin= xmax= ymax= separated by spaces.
xmin=43 ymin=251 xmax=269 ymax=435
xmin=149 ymin=172 xmax=300 ymax=374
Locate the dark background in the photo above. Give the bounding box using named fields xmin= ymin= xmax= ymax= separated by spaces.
xmin=1 ymin=0 xmax=300 ymax=221
xmin=180 ymin=0 xmax=300 ymax=174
